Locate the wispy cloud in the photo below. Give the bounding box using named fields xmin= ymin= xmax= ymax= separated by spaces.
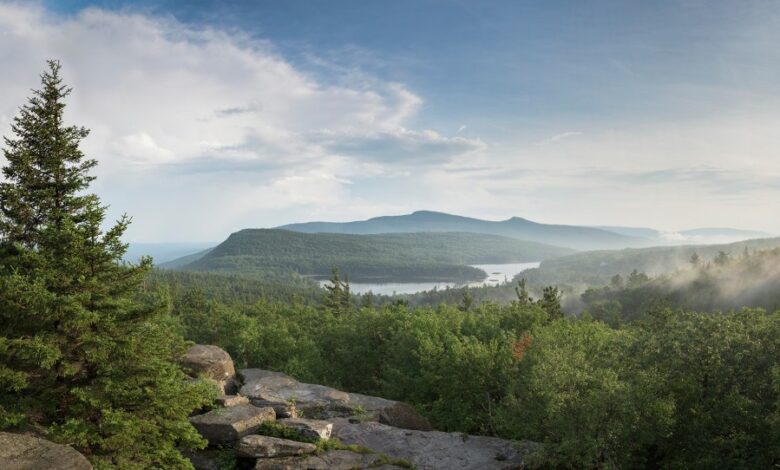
xmin=535 ymin=131 xmax=582 ymax=147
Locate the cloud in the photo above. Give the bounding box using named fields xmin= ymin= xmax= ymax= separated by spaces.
xmin=535 ymin=131 xmax=582 ymax=147
xmin=312 ymin=128 xmax=486 ymax=163
xmin=0 ymin=3 xmax=480 ymax=240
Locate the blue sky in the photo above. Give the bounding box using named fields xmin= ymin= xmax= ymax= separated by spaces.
xmin=1 ymin=1 xmax=779 ymax=241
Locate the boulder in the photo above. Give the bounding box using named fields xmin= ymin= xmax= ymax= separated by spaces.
xmin=0 ymin=432 xmax=92 ymax=470
xmin=181 ymin=345 xmax=237 ymax=394
xmin=189 ymin=404 xmax=275 ymax=443
xmin=379 ymin=402 xmax=433 ymax=431
xmin=278 ymin=418 xmax=333 ymax=440
xmin=332 ymin=419 xmax=537 ymax=470
xmin=215 ymin=395 xmax=250 ymax=407
xmin=236 ymin=435 xmax=316 ymax=458
xmin=239 ymin=369 xmax=428 ymax=429
xmin=253 ymin=449 xmax=406 ymax=470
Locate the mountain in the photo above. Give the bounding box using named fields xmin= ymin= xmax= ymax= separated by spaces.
xmin=124 ymin=242 xmax=216 ymax=264
xmin=171 ymin=229 xmax=575 ymax=283
xmin=277 ymin=210 xmax=648 ymax=251
xmin=581 ymin=247 xmax=780 ymax=320
xmin=523 ymin=236 xmax=780 ymax=287
xmin=595 ymin=226 xmax=772 ymax=245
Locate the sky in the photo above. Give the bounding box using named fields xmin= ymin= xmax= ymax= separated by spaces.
xmin=1 ymin=0 xmax=779 ymax=242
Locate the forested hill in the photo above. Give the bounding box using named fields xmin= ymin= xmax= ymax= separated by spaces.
xmin=174 ymin=229 xmax=574 ymax=282
xmin=277 ymin=210 xmax=647 ymax=251
xmin=582 ymin=247 xmax=780 ymax=322
xmin=523 ymin=236 xmax=780 ymax=287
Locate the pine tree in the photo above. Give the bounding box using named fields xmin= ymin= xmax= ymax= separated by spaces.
xmin=323 ymin=267 xmax=351 ymax=314
xmin=0 ymin=61 xmax=214 ymax=468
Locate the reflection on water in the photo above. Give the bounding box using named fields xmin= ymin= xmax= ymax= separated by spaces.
xmin=318 ymin=262 xmax=540 ymax=295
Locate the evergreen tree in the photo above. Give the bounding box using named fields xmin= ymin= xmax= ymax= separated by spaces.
xmin=537 ymin=285 xmax=563 ymax=321
xmin=0 ymin=61 xmax=214 ymax=468
xmin=323 ymin=267 xmax=350 ymax=314
xmin=514 ymin=278 xmax=533 ymax=305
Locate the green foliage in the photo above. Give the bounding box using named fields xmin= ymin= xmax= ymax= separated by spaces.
xmin=323 ymin=268 xmax=351 ymax=315
xmin=0 ymin=61 xmax=213 ymax=468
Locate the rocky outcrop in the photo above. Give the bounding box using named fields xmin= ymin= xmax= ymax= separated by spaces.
xmin=216 ymin=395 xmax=250 ymax=407
xmin=0 ymin=432 xmax=92 ymax=470
xmin=252 ymin=449 xmax=408 ymax=470
xmin=184 ymin=348 xmax=537 ymax=470
xmin=181 ymin=344 xmax=237 ymax=394
xmin=189 ymin=404 xmax=276 ymax=443
xmin=332 ymin=419 xmax=534 ymax=470
xmin=278 ymin=418 xmax=333 ymax=440
xmin=237 ymin=435 xmax=317 ymax=458
xmin=238 ymin=368 xmax=432 ymax=430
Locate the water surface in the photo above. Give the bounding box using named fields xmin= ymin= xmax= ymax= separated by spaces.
xmin=319 ymin=262 xmax=540 ymax=295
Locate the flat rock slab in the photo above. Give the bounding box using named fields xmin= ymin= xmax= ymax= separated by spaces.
xmin=216 ymin=395 xmax=250 ymax=407
xmin=237 ymin=435 xmax=317 ymax=458
xmin=0 ymin=432 xmax=92 ymax=470
xmin=278 ymin=418 xmax=333 ymax=440
xmin=253 ymin=449 xmax=407 ymax=470
xmin=239 ymin=369 xmax=430 ymax=430
xmin=190 ymin=404 xmax=275 ymax=443
xmin=332 ymin=419 xmax=534 ymax=470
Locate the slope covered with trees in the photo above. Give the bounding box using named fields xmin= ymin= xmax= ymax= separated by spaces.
xmin=176 ymin=229 xmax=574 ymax=282
xmin=523 ymin=236 xmax=780 ymax=287
xmin=581 ymin=247 xmax=780 ymax=324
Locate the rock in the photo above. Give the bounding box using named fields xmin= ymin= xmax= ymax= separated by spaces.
xmin=236 ymin=435 xmax=316 ymax=458
xmin=239 ymin=369 xmax=427 ymax=428
xmin=332 ymin=419 xmax=535 ymax=470
xmin=181 ymin=449 xmax=222 ymax=470
xmin=379 ymin=402 xmax=433 ymax=431
xmin=0 ymin=432 xmax=92 ymax=470
xmin=181 ymin=345 xmax=235 ymax=381
xmin=278 ymin=418 xmax=333 ymax=440
xmin=189 ymin=404 xmax=275 ymax=443
xmin=215 ymin=395 xmax=250 ymax=407
xmin=253 ymin=450 xmax=406 ymax=470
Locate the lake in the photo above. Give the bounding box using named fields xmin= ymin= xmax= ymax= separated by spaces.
xmin=318 ymin=262 xmax=540 ymax=295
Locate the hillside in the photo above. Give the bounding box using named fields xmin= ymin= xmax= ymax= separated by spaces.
xmin=175 ymin=229 xmax=574 ymax=282
xmin=277 ymin=210 xmax=647 ymax=251
xmin=581 ymin=248 xmax=780 ymax=322
xmin=523 ymin=236 xmax=780 ymax=287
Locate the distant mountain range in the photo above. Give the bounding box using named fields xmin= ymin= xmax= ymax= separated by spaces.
xmin=594 ymin=226 xmax=772 ymax=246
xmin=278 ymin=211 xmax=647 ymax=251
xmin=278 ymin=211 xmax=773 ymax=251
xmin=150 ymin=212 xmax=772 ymax=276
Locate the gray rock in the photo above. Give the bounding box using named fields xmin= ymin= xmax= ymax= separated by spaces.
xmin=181 ymin=345 xmax=235 ymax=382
xmin=0 ymin=432 xmax=92 ymax=470
xmin=189 ymin=404 xmax=275 ymax=443
xmin=236 ymin=435 xmax=316 ymax=458
xmin=181 ymin=449 xmax=222 ymax=470
xmin=239 ymin=369 xmax=427 ymax=428
xmin=279 ymin=418 xmax=333 ymax=440
xmin=332 ymin=419 xmax=535 ymax=470
xmin=253 ymin=449 xmax=404 ymax=470
xmin=379 ymin=402 xmax=433 ymax=431
xmin=215 ymin=395 xmax=250 ymax=407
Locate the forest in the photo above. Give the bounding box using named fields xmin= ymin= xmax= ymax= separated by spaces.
xmin=1 ymin=63 xmax=779 ymax=470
